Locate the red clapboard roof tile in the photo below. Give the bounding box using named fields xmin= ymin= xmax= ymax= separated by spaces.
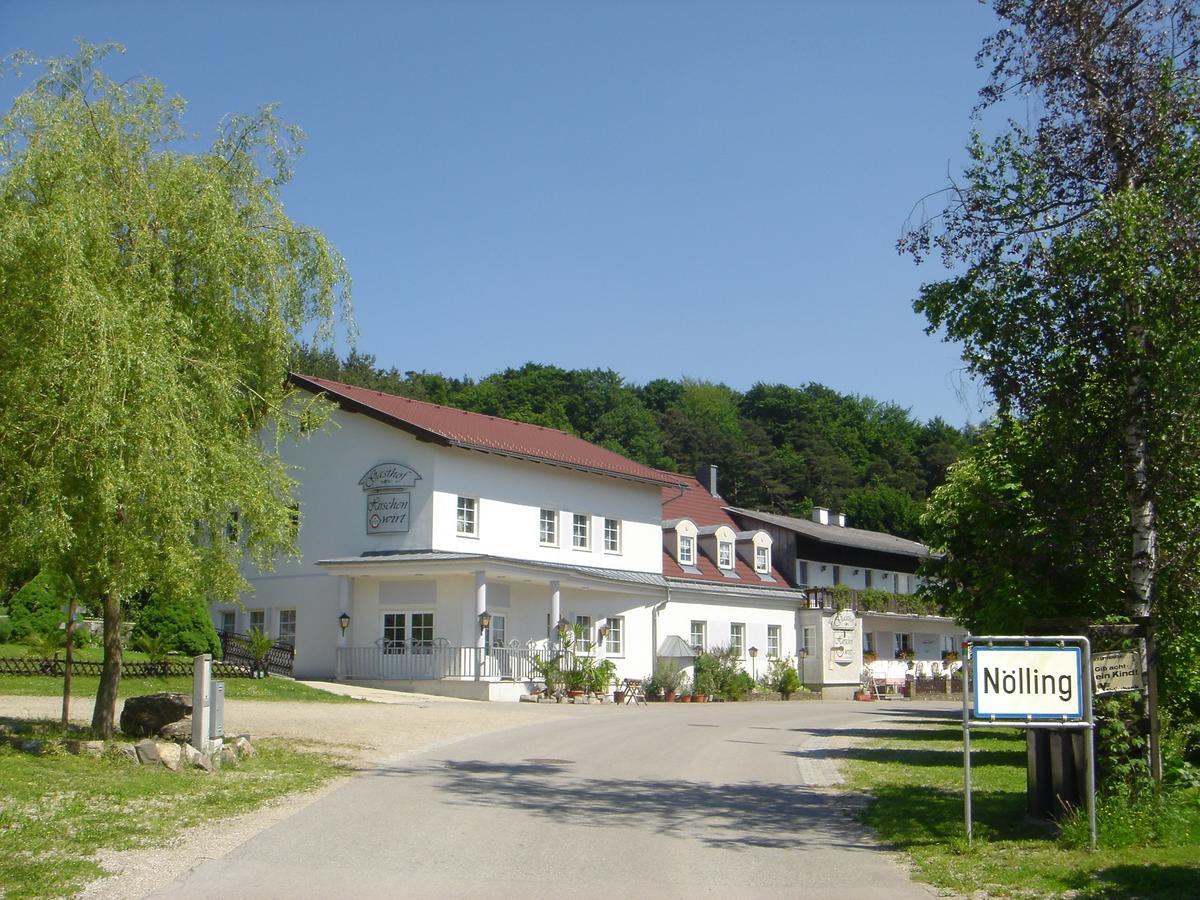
xmin=290 ymin=373 xmax=681 ymax=487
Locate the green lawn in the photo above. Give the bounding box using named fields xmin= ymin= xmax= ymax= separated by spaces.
xmin=0 ymin=642 xmax=150 ymax=662
xmin=847 ymin=721 xmax=1200 ymax=898
xmin=0 ymin=730 xmax=349 ymax=899
xmin=0 ymin=673 xmax=359 ymax=703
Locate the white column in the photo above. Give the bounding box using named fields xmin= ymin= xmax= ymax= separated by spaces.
xmin=475 ymin=571 xmax=487 ymax=680
xmin=336 ymin=575 xmax=350 ymax=681
xmin=550 ymin=580 xmax=561 ymax=645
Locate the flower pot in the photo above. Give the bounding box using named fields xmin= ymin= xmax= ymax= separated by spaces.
xmin=679 ymin=694 xmax=692 ymax=703
xmin=855 ymin=690 xmax=875 ymax=702
xmin=613 ymin=691 xmax=626 ymax=704
xmin=567 ymin=689 xmax=585 ymax=700
xmin=664 ymin=690 xmax=676 ymax=702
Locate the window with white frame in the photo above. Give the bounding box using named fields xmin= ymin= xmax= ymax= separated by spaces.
xmin=575 ymin=615 xmax=592 ymax=650
xmin=767 ymin=624 xmax=781 ymax=657
xmin=941 ymin=634 xmax=957 ymax=654
xmin=679 ymin=534 xmax=695 ymax=565
xmin=382 ymin=611 xmax=435 ymax=654
xmin=605 ymin=616 xmax=624 ymax=655
xmin=730 ymin=623 xmax=745 ymax=656
xmin=802 ymin=625 xmax=816 ymax=657
xmin=572 ymin=513 xmax=590 ymax=549
xmin=411 ymin=612 xmax=434 ymax=651
xmin=604 ymin=518 xmax=621 ymax=553
xmin=755 ymin=545 xmax=770 ymax=574
xmin=690 ymin=620 xmax=707 ymax=652
xmin=894 ymin=632 xmax=913 ymax=655
xmin=456 ymin=496 xmax=477 ymax=536
xmin=249 ymin=609 xmax=265 ymax=633
xmin=539 ymin=508 xmax=558 ymax=545
xmin=717 ymin=540 xmax=734 ymax=570
xmin=797 ymin=560 xmax=809 ymax=585
xmin=218 ymin=610 xmax=235 ymax=635
xmin=278 ymin=609 xmax=296 ymax=645
xmin=864 ymin=631 xmax=875 ymax=654
xmin=486 ymin=614 xmax=506 ymax=649
xmin=382 ymin=612 xmax=406 ymax=654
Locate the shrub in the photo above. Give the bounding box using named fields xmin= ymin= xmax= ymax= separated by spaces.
xmin=0 ymin=616 xmax=13 ymax=643
xmin=766 ymin=655 xmax=803 ymax=698
xmin=130 ymin=591 xmax=221 ymax=658
xmin=8 ymin=569 xmax=75 ymax=639
xmin=694 ymin=644 xmax=750 ymax=699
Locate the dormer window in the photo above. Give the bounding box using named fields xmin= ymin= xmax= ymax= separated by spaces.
xmin=717 ymin=540 xmax=733 ymax=570
xmin=679 ymin=535 xmax=695 ymax=565
xmin=755 ymin=545 xmax=769 ymax=574
xmin=666 ymin=518 xmax=699 ymax=568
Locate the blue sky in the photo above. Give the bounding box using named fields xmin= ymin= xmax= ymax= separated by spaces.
xmin=2 ymin=1 xmax=1000 ymax=426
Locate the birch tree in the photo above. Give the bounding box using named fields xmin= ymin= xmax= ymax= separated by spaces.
xmin=0 ymin=44 xmax=351 ymax=736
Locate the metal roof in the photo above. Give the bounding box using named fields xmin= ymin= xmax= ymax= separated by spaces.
xmin=657 ymin=635 xmax=697 ymax=658
xmin=315 ymin=551 xmax=668 ymax=587
xmin=726 ymin=507 xmax=930 ymax=559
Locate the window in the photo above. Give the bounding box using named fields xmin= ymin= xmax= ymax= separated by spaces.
xmin=755 ymin=545 xmax=770 ymax=574
xmin=864 ymin=631 xmax=875 ymax=654
xmin=679 ymin=535 xmax=695 ymax=565
xmin=486 ymin=614 xmax=506 ymax=649
xmin=604 ymin=518 xmax=621 ymax=553
xmin=941 ymin=634 xmax=957 ymax=654
xmin=864 ymin=569 xmax=873 ymax=589
xmin=690 ymin=620 xmax=707 ymax=653
xmin=382 ymin=612 xmax=406 ymax=654
xmin=218 ymin=611 xmax=235 ymax=635
xmin=539 ymin=509 xmax=558 ymax=545
xmin=767 ymin=624 xmax=781 ymax=657
xmin=573 ymin=615 xmax=593 ymax=649
xmin=894 ymin=632 xmax=913 ymax=656
xmin=802 ymin=625 xmax=816 ymax=657
xmin=717 ymin=540 xmax=733 ymax=570
xmin=797 ymin=560 xmax=809 ymax=585
xmin=832 ymin=565 xmax=841 ymax=586
xmin=605 ymin=616 xmax=624 ymax=655
xmin=278 ymin=609 xmax=296 ymax=645
xmin=411 ymin=612 xmax=434 ymax=650
xmin=456 ymin=496 xmax=477 ymax=536
xmin=730 ymin=623 xmax=745 ymax=656
xmin=249 ymin=609 xmax=265 ymax=633
xmin=572 ymin=513 xmax=590 ymax=549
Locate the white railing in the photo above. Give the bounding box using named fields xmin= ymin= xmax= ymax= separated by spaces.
xmin=337 ymin=639 xmax=573 ymax=681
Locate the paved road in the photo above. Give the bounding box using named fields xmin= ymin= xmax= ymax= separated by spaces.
xmin=154 ymin=701 xmax=956 ymax=899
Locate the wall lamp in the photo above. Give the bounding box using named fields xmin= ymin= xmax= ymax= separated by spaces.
xmin=598 ymin=623 xmax=611 ymax=641
xmin=478 ymin=610 xmax=492 ymax=632
xmin=748 ymin=646 xmax=758 ymax=659
xmin=338 ymin=612 xmax=351 ymax=636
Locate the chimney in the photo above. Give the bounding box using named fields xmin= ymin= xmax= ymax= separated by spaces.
xmin=811 ymin=506 xmax=829 ymax=526
xmin=835 ymin=513 xmax=847 ymax=528
xmin=696 ymin=464 xmax=719 ymax=498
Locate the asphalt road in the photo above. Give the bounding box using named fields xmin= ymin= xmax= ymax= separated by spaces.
xmin=153 ymin=700 xmax=955 ymax=899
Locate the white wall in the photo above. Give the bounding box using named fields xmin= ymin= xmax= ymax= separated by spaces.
xmin=658 ymin=593 xmax=799 ymax=674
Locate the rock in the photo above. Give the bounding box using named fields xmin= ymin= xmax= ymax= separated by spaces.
xmin=181 ymin=743 xmax=212 ymax=773
xmin=120 ymin=693 xmax=192 ymax=739
xmin=114 ymin=742 xmax=139 ymax=763
xmin=20 ymin=739 xmax=44 ymax=755
xmin=155 ymin=741 xmax=182 ymax=771
xmin=220 ymin=744 xmax=239 ymax=766
xmin=83 ymin=740 xmax=105 ymax=756
xmin=134 ymin=739 xmax=161 ymax=766
xmin=158 ymin=718 xmax=193 ymax=743
xmin=232 ymin=736 xmax=256 ymax=759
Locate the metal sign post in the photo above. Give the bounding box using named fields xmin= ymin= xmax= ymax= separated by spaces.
xmin=963 ymin=635 xmax=1096 ymax=852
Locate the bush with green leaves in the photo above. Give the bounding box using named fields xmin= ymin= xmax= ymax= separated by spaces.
xmin=130 ymin=592 xmax=221 ymax=658
xmin=0 ymin=616 xmax=13 ymax=643
xmin=765 ymin=655 xmax=803 ymax=698
xmin=694 ymin=644 xmax=750 ymax=699
xmin=7 ymin=569 xmax=75 ymax=639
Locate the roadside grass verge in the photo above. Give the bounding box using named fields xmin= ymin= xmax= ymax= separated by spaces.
xmin=0 ymin=732 xmax=351 ymax=900
xmin=0 ymin=674 xmax=359 ymax=703
xmin=0 ymin=643 xmax=150 ymax=662
xmin=846 ymin=724 xmax=1200 ymax=898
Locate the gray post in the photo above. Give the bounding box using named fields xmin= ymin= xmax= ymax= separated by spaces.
xmin=1081 ymin=638 xmax=1097 ymax=852
xmin=191 ymin=654 xmax=211 ymax=752
xmin=962 ymin=644 xmax=973 ymax=846
xmin=475 ymin=571 xmax=486 ymax=681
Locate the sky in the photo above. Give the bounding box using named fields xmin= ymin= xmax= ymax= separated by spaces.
xmin=1 ymin=1 xmax=1001 ymax=426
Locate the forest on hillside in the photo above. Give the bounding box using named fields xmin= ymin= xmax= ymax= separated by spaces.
xmin=292 ymin=345 xmax=976 ymax=540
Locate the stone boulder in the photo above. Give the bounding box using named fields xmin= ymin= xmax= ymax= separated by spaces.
xmin=158 ymin=718 xmax=193 ymax=743
xmin=120 ymin=692 xmax=192 ymax=739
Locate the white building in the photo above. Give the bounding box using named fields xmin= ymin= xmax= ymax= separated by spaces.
xmin=213 ymin=374 xmax=963 ymax=700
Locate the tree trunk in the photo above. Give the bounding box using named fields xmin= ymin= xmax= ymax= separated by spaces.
xmin=91 ymin=587 xmax=123 ymax=738
xmin=1123 ymin=315 xmax=1156 ymax=620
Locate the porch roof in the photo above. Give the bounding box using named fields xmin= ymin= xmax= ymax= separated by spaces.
xmin=315 ymin=550 xmax=669 ymax=588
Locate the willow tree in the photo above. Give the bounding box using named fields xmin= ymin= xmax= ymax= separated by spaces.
xmin=0 ymin=44 xmax=351 ymax=736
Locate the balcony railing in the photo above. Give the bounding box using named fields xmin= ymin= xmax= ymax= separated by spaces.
xmin=801 ymin=587 xmax=942 ymax=617
xmin=337 ymin=638 xmax=576 ymax=681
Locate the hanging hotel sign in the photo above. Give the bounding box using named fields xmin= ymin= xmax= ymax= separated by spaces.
xmin=1092 ymin=650 xmax=1141 ymax=696
xmin=359 ymin=463 xmax=421 ymax=535
xmin=972 ymin=645 xmax=1083 ymax=720
xmin=830 ymin=608 xmax=857 ymax=665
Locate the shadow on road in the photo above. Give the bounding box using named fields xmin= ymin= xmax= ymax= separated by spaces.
xmin=367 ymin=759 xmax=876 ymax=851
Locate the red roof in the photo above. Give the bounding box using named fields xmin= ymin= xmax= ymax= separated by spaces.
xmin=290 ymin=373 xmax=680 ymax=487
xmin=660 ymin=474 xmax=788 ymax=586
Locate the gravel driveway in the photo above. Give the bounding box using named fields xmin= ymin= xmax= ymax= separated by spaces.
xmin=0 ymin=682 xmax=586 ymax=898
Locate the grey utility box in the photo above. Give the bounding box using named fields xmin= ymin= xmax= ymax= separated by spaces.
xmin=210 ymin=681 xmax=225 ymax=739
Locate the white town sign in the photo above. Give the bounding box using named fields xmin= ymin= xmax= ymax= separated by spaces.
xmin=971 ymin=646 xmax=1083 ymax=719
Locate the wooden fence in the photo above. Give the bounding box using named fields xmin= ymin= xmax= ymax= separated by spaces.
xmin=0 ymin=657 xmax=254 ymax=678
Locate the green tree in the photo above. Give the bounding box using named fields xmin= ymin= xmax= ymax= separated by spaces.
xmin=0 ymin=44 xmax=350 ymax=736
xmin=130 ymin=591 xmax=221 ymax=658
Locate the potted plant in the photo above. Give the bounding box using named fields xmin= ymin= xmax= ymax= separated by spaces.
xmin=941 ymin=649 xmax=959 ymax=665
xmin=563 ymin=665 xmax=588 ymax=699
xmin=678 ymin=677 xmax=693 ymax=702
xmin=862 ymin=650 xmax=878 ymax=664
xmin=530 ymin=654 xmax=561 ymax=700
xmin=589 ymin=658 xmax=617 ymax=701
xmin=693 ymin=670 xmax=715 ymax=703
xmin=898 ymin=648 xmax=916 ymax=666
